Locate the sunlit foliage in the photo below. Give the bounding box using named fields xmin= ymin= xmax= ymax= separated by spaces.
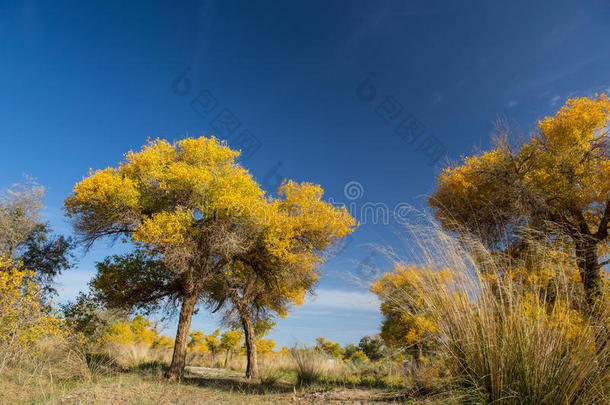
xmin=430 ymin=95 xmax=610 ymax=302
xmin=0 ymin=181 xmax=75 ymax=294
xmin=102 ymin=315 xmax=161 ymax=347
xmin=0 ymin=254 xmax=67 ymax=365
xmin=370 ymin=265 xmax=453 ymax=364
xmin=65 ymin=136 xmax=355 ymax=379
xmin=315 ymin=337 xmax=344 ymax=359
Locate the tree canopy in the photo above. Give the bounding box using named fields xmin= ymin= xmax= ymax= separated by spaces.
xmin=64 ymin=136 xmax=356 ymax=379
xmin=371 ymin=264 xmax=450 ymax=365
xmin=0 ymin=181 xmax=75 ymax=294
xmin=429 ymin=95 xmax=610 ymax=302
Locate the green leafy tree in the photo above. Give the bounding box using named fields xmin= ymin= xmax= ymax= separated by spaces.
xmin=0 ymin=180 xmax=75 ymax=294
xmin=62 ymin=292 xmax=125 ymax=349
xmin=358 ymin=335 xmax=385 ymax=361
xmin=343 ymin=343 xmax=358 ymax=360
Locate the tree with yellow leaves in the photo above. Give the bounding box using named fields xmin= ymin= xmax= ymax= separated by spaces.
xmin=102 ymin=315 xmax=160 ymax=347
xmin=64 ymin=136 xmax=268 ymax=379
xmin=188 ymin=328 xmax=219 ymax=355
xmin=255 ymin=338 xmax=276 ymax=355
xmin=371 ymin=265 xmax=452 ymax=366
xmin=205 ymin=180 xmax=356 ymax=378
xmin=0 ymin=254 xmax=67 ymax=366
xmin=429 ymin=95 xmax=610 ymax=304
xmin=64 ymin=136 xmax=355 ymax=380
xmin=220 ymin=329 xmax=242 ymax=367
xmin=315 ymin=337 xmax=344 ymax=358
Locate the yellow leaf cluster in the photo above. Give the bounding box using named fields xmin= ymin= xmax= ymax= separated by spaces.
xmin=134 ymin=208 xmax=193 ymax=245
xmin=101 ymin=315 xmax=164 ymax=347
xmin=520 ymin=293 xmax=591 ymax=343
xmin=0 ymin=254 xmax=68 ymax=355
xmin=370 ymin=265 xmax=449 ymax=347
xmin=188 ymin=329 xmax=220 ymax=353
xmin=64 ymin=135 xmax=357 ymax=326
xmin=256 ymin=338 xmax=276 ymax=354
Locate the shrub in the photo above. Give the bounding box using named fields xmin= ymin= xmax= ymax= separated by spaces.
xmin=0 ymin=254 xmax=68 ymax=371
xmin=259 ymin=365 xmax=283 ymax=386
xmin=290 ymin=347 xmax=328 ymax=385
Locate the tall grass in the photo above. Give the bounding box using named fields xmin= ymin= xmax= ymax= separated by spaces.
xmin=104 ymin=343 xmax=171 ymax=369
xmin=290 ymin=347 xmax=329 ymax=385
xmin=382 ymin=225 xmax=610 ymax=404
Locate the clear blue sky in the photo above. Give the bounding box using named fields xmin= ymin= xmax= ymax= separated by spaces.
xmin=1 ymin=0 xmax=609 ymax=347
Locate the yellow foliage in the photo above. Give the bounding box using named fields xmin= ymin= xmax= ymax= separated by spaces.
xmin=101 ymin=315 xmax=159 ymax=347
xmin=430 ymin=94 xmax=610 ymax=296
xmin=154 ymin=334 xmax=175 ymax=348
xmin=220 ymin=330 xmax=243 ymax=352
xmin=370 ymin=265 xmax=451 ymax=349
xmin=276 ymin=346 xmax=290 ymax=357
xmin=64 ymin=135 xmax=356 ymax=372
xmin=520 ymin=293 xmax=591 ymax=343
xmin=0 ymin=254 xmax=67 ymax=357
xmin=256 ymin=338 xmax=276 ymax=355
xmin=188 ymin=329 xmax=221 ymax=353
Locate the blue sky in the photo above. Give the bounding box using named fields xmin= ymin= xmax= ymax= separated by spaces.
xmin=1 ymin=0 xmax=609 ymax=347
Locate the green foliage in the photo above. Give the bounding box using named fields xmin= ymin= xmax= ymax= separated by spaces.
xmin=91 ymin=251 xmax=179 ymax=314
xmin=342 ymin=343 xmax=358 ymax=360
xmin=358 ymin=335 xmax=385 ymax=361
xmin=61 ymin=292 xmax=121 ymax=348
xmin=0 ymin=180 xmax=75 ymax=294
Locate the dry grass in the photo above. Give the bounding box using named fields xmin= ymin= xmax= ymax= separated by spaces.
xmin=290 ymin=347 xmax=329 ymax=385
xmin=105 ymin=343 xmax=172 ymax=369
xmin=0 ymin=361 xmax=414 ymax=404
xmin=380 ymin=224 xmax=610 ymax=404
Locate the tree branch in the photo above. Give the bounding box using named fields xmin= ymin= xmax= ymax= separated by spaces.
xmin=595 ymin=199 xmax=610 ymax=241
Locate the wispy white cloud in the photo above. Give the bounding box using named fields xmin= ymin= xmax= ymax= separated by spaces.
xmin=549 ymin=95 xmax=562 ymax=107
xmin=303 ymin=288 xmax=380 ymax=311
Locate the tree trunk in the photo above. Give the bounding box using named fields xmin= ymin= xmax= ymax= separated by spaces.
xmin=575 ymin=237 xmax=601 ymax=305
xmin=165 ymin=291 xmax=198 ymax=380
xmin=241 ymin=312 xmax=259 ymax=380
xmin=412 ymin=342 xmax=423 ymax=368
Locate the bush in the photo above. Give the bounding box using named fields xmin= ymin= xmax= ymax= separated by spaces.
xmin=259 ymin=366 xmax=283 ymax=386
xmin=0 ymin=254 xmax=68 ymax=372
xmin=290 ymin=347 xmax=328 ymax=385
